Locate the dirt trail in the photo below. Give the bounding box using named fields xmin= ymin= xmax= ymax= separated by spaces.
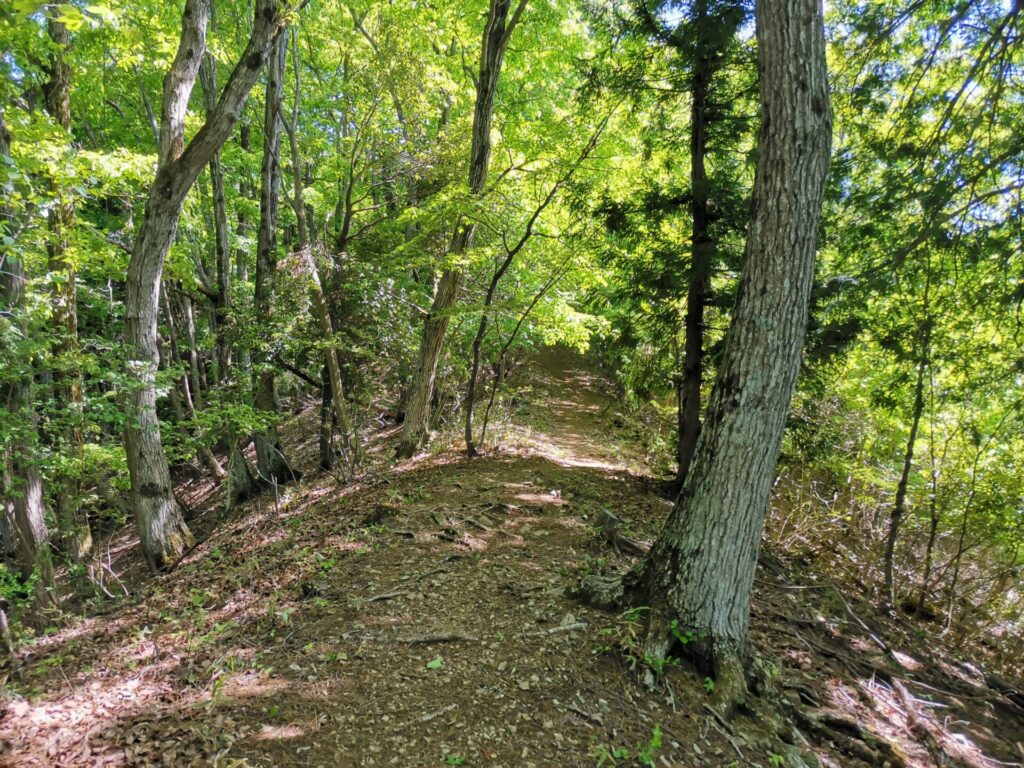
xmin=2 ymin=350 xmax=1023 ymax=768
xmin=518 ymin=349 xmax=628 ymax=471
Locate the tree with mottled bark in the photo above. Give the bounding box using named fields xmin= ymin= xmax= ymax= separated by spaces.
xmin=396 ymin=0 xmax=528 ymax=458
xmin=585 ymin=0 xmax=832 ymax=713
xmin=123 ymin=0 xmax=293 ymax=572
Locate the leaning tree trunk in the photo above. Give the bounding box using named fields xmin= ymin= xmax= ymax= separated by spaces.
xmin=0 ymin=112 xmax=60 ymax=620
xmin=396 ymin=0 xmax=527 ymax=458
xmin=42 ymin=13 xmax=92 ymax=562
xmin=251 ymin=35 xmax=298 ymax=486
xmin=618 ymin=0 xmax=831 ymax=711
xmin=123 ymin=0 xmax=290 ymax=572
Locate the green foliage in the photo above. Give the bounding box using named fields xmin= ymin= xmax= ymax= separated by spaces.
xmin=593 ymin=724 xmax=663 ymax=767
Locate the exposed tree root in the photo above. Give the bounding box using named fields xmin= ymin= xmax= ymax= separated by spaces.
xmin=573 ymin=574 xmax=626 ymax=611
xmin=574 ymin=572 xmax=908 ymax=767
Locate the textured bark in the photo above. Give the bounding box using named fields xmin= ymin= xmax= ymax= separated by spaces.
xmin=123 ymin=0 xmax=290 ymax=572
xmin=625 ymin=0 xmax=831 ymax=706
xmin=252 ymin=36 xmax=297 ymax=485
xmin=396 ymin=0 xmax=527 ymax=458
xmin=43 ymin=14 xmax=92 ymax=562
xmin=225 ymin=439 xmax=258 ymax=509
xmin=0 ymin=112 xmax=60 ymax=619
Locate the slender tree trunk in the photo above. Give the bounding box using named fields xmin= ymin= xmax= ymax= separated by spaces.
xmin=883 ymin=318 xmax=930 ymax=605
xmin=915 ymin=389 xmax=942 ymax=615
xmin=235 ymin=122 xmax=253 ymax=372
xmin=616 ymin=0 xmax=831 ymax=710
xmin=252 ymin=36 xmax=298 ymax=485
xmin=318 ymin=363 xmax=335 ymax=469
xmin=677 ymin=2 xmax=713 ymax=487
xmin=177 ymin=291 xmax=206 ymax=410
xmin=0 ymin=112 xmax=60 ymax=620
xmin=199 ymin=53 xmax=233 ymax=385
xmin=123 ymin=0 xmax=290 ymax=571
xmin=43 ymin=14 xmax=92 ymax=561
xmin=397 ymin=0 xmax=527 ymax=458
xmin=162 ymin=289 xmax=225 ymax=480
xmin=462 ymin=128 xmax=602 ymax=456
xmin=282 ymin=27 xmax=359 ymax=471
xmin=299 ymin=246 xmax=360 ymax=471
xmin=478 ymin=255 xmax=572 ymax=447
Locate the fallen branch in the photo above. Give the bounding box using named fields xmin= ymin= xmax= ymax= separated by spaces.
xmin=702 ymin=705 xmax=744 ymax=759
xmin=419 ymin=703 xmax=457 ymax=723
xmin=524 ymin=622 xmax=586 ymax=638
xmin=366 ymin=590 xmax=413 ymax=603
xmin=397 ymin=633 xmax=477 ymax=645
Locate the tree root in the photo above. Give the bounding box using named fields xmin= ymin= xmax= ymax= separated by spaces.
xmin=573 ymin=574 xmax=626 ymax=611
xmin=794 ymin=709 xmax=906 ymax=767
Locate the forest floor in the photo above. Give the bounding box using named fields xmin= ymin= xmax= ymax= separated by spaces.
xmin=2 ymin=349 xmax=1024 ymax=767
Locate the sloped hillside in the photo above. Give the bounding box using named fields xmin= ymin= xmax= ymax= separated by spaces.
xmin=2 ymin=353 xmax=1022 ymax=768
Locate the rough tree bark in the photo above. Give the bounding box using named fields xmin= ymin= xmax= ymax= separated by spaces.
xmin=252 ymin=35 xmax=299 ymax=486
xmin=42 ymin=13 xmax=93 ymax=562
xmin=0 ymin=112 xmax=60 ymax=620
xmin=601 ymin=0 xmax=832 ymax=712
xmin=124 ymin=0 xmax=291 ymax=572
xmin=396 ymin=0 xmax=527 ymax=458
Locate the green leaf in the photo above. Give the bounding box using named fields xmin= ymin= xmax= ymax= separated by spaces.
xmin=425 ymin=656 xmax=442 ymax=670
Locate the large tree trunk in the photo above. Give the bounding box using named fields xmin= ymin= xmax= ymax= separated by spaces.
xmin=396 ymin=0 xmax=527 ymax=458
xmin=620 ymin=0 xmax=831 ymax=709
xmin=123 ymin=0 xmax=290 ymax=572
xmin=43 ymin=14 xmax=93 ymax=562
xmin=0 ymin=113 xmax=61 ymax=620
